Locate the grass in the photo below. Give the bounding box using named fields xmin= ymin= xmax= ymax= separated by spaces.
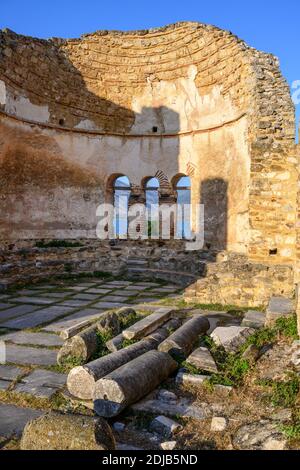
xmin=90 ymin=330 xmax=113 ymax=361
xmin=50 ymin=356 xmax=84 ymax=374
xmin=200 ymin=316 xmax=299 ymax=388
xmin=36 ymin=240 xmax=83 ymax=249
xmin=280 ymin=409 xmax=300 ymax=440
xmin=121 ymin=338 xmax=137 ymax=348
xmin=258 ymin=373 xmax=300 ymax=408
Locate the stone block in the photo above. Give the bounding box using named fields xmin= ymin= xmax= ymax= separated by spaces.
xmin=186 ymin=347 xmax=218 ymax=373
xmin=211 ymin=326 xmax=254 ymax=352
xmin=211 ymin=417 xmax=227 ymax=432
xmin=1 ymin=331 xmax=63 ymax=347
xmin=5 ymin=345 xmax=57 ymax=366
xmin=242 ymin=310 xmax=266 ymax=329
xmin=0 ymin=404 xmax=42 ymax=437
xmin=266 ymin=297 xmax=294 ymax=326
xmin=150 ymin=415 xmax=182 ymax=437
xmin=0 ymin=364 xmax=23 ymax=381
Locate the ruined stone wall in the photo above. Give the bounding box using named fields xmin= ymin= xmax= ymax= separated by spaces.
xmin=0 ymin=22 xmax=298 ymax=301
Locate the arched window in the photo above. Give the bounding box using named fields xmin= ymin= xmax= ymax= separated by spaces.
xmin=175 ymin=175 xmax=191 ymax=239
xmin=145 ymin=177 xmax=160 ymax=238
xmin=113 ymin=176 xmax=131 ymax=238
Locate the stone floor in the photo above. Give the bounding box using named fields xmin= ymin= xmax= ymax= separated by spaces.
xmin=0 ymin=276 xmax=183 ymax=441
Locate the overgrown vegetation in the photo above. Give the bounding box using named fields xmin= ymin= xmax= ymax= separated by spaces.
xmin=191 ymin=315 xmax=299 ymax=388
xmin=90 ymin=330 xmax=113 ymax=361
xmin=280 ymin=409 xmax=300 ymax=440
xmin=258 ymin=373 xmax=300 ymax=408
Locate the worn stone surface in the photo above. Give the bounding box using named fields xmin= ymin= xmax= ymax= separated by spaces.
xmin=266 ymin=297 xmax=294 ymax=326
xmin=14 ymin=369 xmax=66 ymax=398
xmin=0 ymin=364 xmax=23 ymax=381
xmin=42 ymin=308 xmax=102 ymax=338
xmin=0 ymin=379 xmax=11 ymax=391
xmin=20 ymin=412 xmax=115 ymax=450
xmin=131 ymin=393 xmax=211 ymax=421
xmin=94 ymin=351 xmax=178 ymax=417
xmin=150 ymin=416 xmax=182 ymax=438
xmin=211 ymin=417 xmax=227 ymax=432
xmin=211 ymin=326 xmax=254 ymax=352
xmin=158 ymin=316 xmax=210 ymax=360
xmin=67 ymin=336 xmax=161 ymax=400
xmin=233 ymin=421 xmax=287 ymax=450
xmin=160 ymin=441 xmax=177 ymax=450
xmin=0 ymin=304 xmax=39 ymax=323
xmin=242 ymin=310 xmax=266 ymax=329
xmin=1 ymin=331 xmax=63 ymax=347
xmin=0 ymin=404 xmax=42 ymax=437
xmin=2 ymin=305 xmax=74 ymax=329
xmin=176 ymin=371 xmax=233 ymax=395
xmin=6 ymin=344 xmax=57 ymax=366
xmin=123 ymin=308 xmax=173 ymax=340
xmin=186 ymin=347 xmax=218 ymax=373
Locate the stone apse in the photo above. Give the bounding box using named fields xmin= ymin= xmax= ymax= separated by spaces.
xmin=0 ymin=22 xmax=299 ymax=307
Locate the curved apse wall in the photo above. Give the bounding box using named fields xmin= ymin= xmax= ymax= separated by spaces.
xmin=0 ymin=22 xmax=295 ymax=254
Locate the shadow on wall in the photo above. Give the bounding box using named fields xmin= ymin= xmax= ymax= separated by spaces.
xmin=200 ymin=178 xmax=228 ymax=251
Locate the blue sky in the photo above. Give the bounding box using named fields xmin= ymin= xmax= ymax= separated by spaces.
xmin=1 ymin=0 xmax=299 ymax=136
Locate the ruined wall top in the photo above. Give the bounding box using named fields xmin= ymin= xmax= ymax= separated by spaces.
xmin=0 ymin=21 xmax=295 ymax=144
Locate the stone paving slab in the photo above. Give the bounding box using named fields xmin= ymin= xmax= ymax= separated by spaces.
xmin=72 ymin=293 xmax=99 ymax=301
xmin=11 ymin=296 xmax=55 ymax=305
xmin=13 ymin=383 xmax=58 ymax=399
xmin=0 ymin=404 xmax=42 ymax=437
xmin=13 ymin=369 xmax=66 ymax=398
xmin=39 ymin=292 xmax=73 ymax=299
xmin=71 ymin=282 xmax=99 ymax=288
xmin=58 ymin=299 xmax=91 ymax=308
xmin=22 ymin=369 xmax=66 ymax=387
xmin=6 ymin=344 xmax=57 ymax=366
xmin=0 ymin=302 xmax=14 ymax=310
xmin=1 ymin=305 xmax=75 ymax=330
xmin=124 ymin=285 xmax=148 ymax=291
xmin=106 ymin=281 xmax=132 ymax=286
xmin=92 ymin=301 xmax=126 ymax=309
xmin=31 ymin=285 xmax=59 ymax=290
xmin=85 ymin=288 xmax=113 ymax=294
xmin=1 ymin=331 xmax=63 ymax=347
xmin=0 ymin=304 xmax=39 ymax=323
xmin=42 ymin=308 xmax=103 ymax=335
xmin=0 ymin=365 xmax=24 ymax=381
xmin=0 ymin=379 xmax=11 ymax=391
xmin=66 ymin=286 xmax=88 ymax=292
xmin=100 ymin=295 xmax=131 ymax=303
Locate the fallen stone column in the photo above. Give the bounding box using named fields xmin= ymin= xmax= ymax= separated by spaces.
xmin=106 ymin=333 xmax=124 ymax=352
xmin=122 ymin=308 xmax=174 ymax=340
xmin=106 ymin=318 xmax=181 ymax=353
xmin=158 ymin=315 xmax=210 ymax=360
xmin=94 ymin=350 xmax=178 ymax=417
xmin=58 ymin=308 xmax=136 ymax=364
xmin=57 ymin=324 xmax=98 ymax=365
xmin=67 ymin=336 xmax=158 ymax=399
xmin=20 ymin=411 xmax=115 ymax=450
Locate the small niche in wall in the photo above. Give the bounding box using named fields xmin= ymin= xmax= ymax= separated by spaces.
xmin=59 ymin=118 xmax=65 ymax=126
xmin=152 ymin=126 xmax=158 ymax=133
xmin=269 ymin=248 xmax=278 ymax=256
